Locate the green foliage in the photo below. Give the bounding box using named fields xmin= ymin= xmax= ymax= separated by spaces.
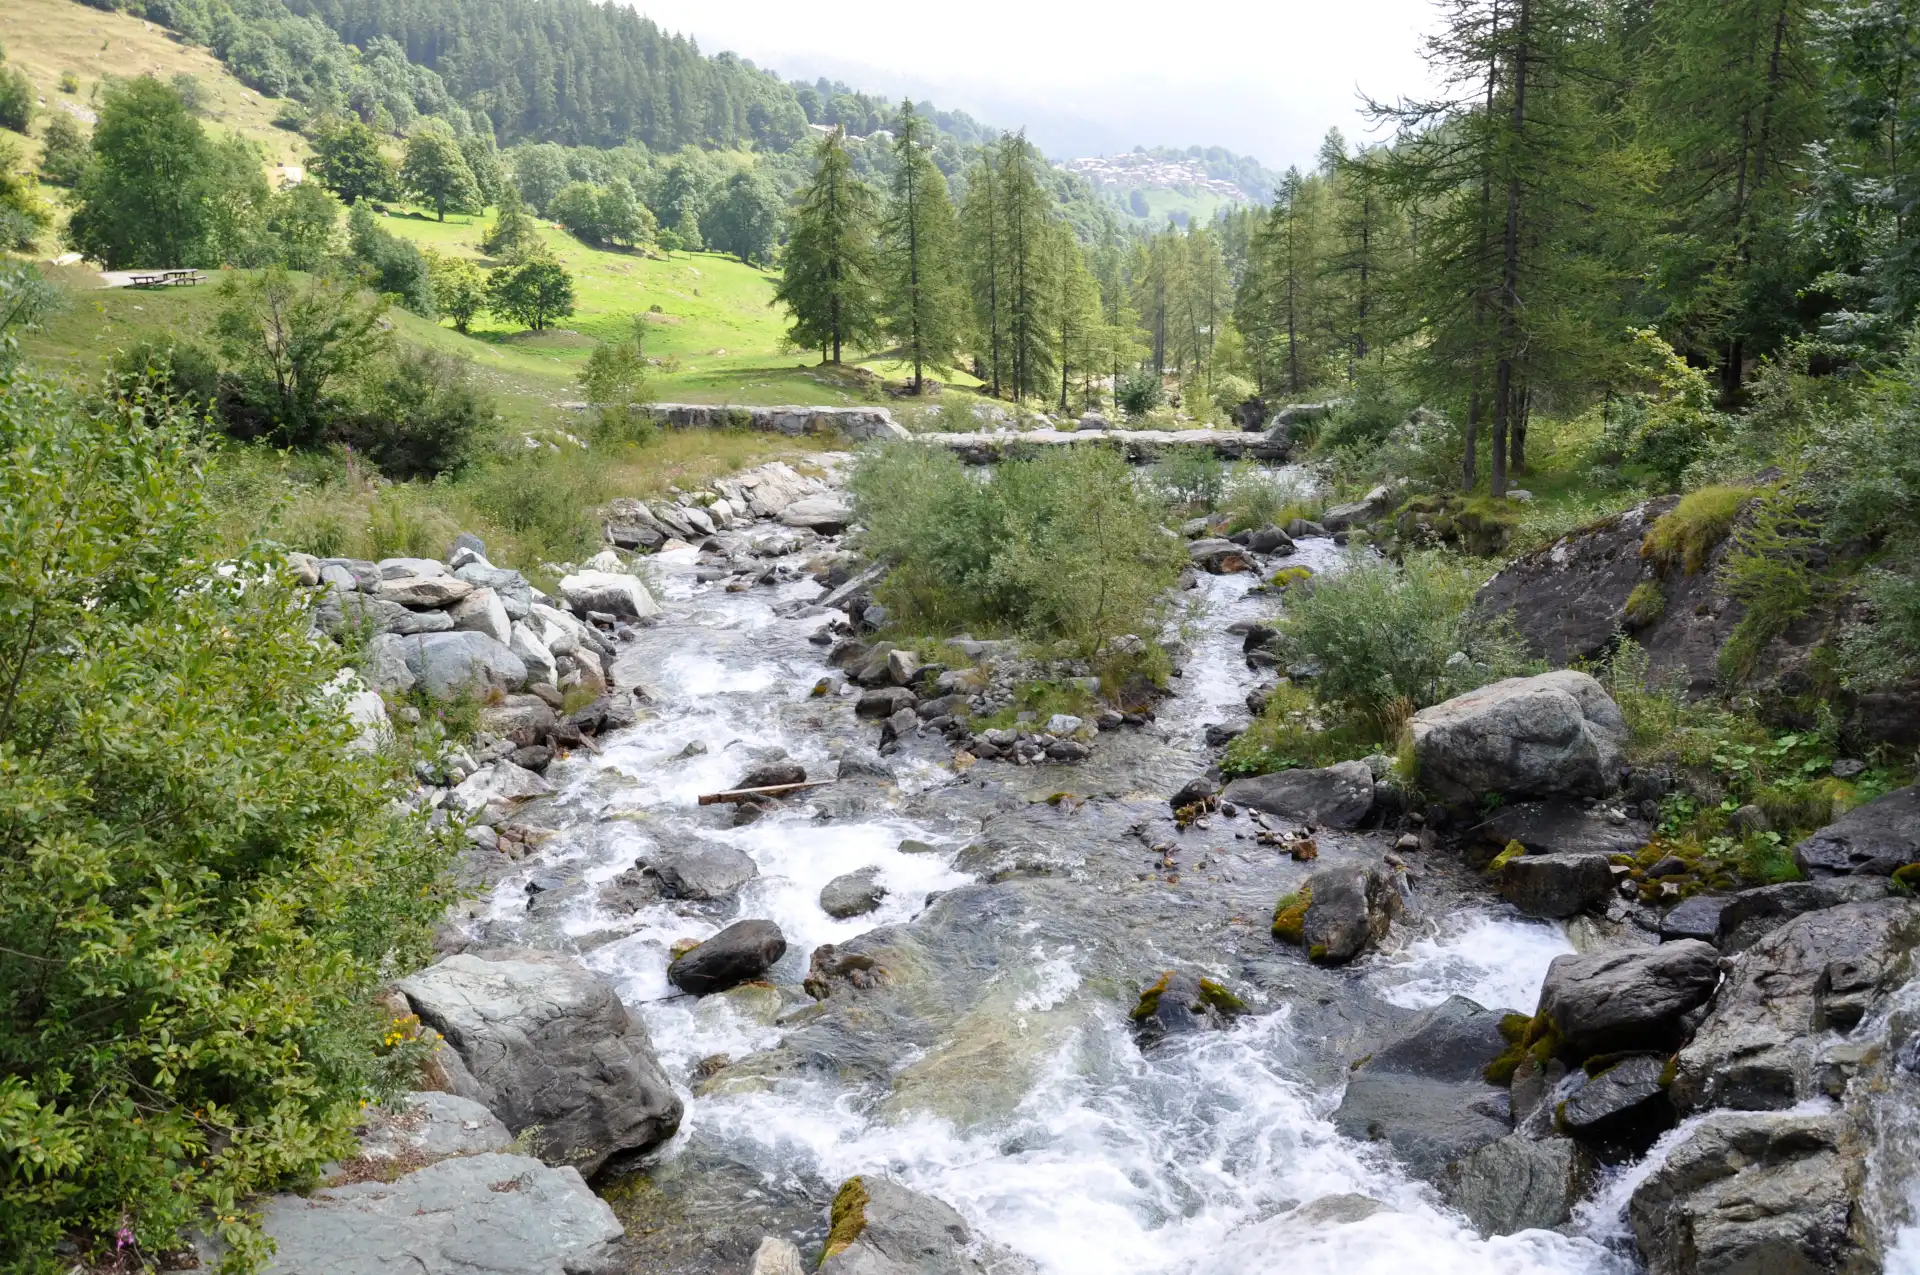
xmin=0 ymin=63 xmax=31 ymax=133
xmin=262 ymin=181 xmax=343 ymax=272
xmin=1211 ymin=372 xmax=1257 ymax=417
xmin=1604 ymin=331 xmax=1726 ymax=488
xmin=213 ymin=267 xmax=391 ymax=449
xmin=1221 ymin=681 xmax=1378 ymax=777
xmin=0 ymin=372 xmax=451 ymax=1270
xmin=347 ymin=202 xmax=435 ymax=316
xmin=850 ymin=441 xmax=1185 ymax=657
xmin=0 ymin=262 xmax=62 ymax=374
xmin=1222 ymin=463 xmax=1319 ymax=531
xmin=400 ymin=123 xmax=482 ymax=221
xmin=1115 ymin=367 xmax=1164 ymax=417
xmin=1155 ymin=445 xmax=1229 ymax=509
xmin=579 ymin=317 xmax=652 ymax=438
xmin=109 ymin=336 xmax=222 ymax=412
xmin=1624 ymin=581 xmax=1667 ymax=627
xmin=487 ymin=258 xmax=576 ymax=332
xmin=340 ymin=345 xmax=489 ymax=479
xmin=309 ymin=117 xmax=394 ymax=206
xmin=37 ymin=113 xmax=90 ymax=189
xmin=1717 ymin=477 xmax=1823 ymax=681
xmin=1641 ymin=485 xmax=1753 ymax=575
xmin=1277 ymin=549 xmax=1531 ymax=733
xmin=879 ymin=103 xmax=966 ymax=390
xmin=704 ymin=170 xmax=778 ymax=266
xmin=481 ymin=187 xmax=544 ymax=263
xmin=425 ymin=249 xmax=487 ymax=333
xmin=775 ymin=129 xmax=881 ymax=362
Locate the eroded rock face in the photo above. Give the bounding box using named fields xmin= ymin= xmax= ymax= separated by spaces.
xmin=1537 ymin=940 xmax=1721 ymax=1059
xmin=397 ymin=951 xmax=682 ymax=1176
xmin=1793 ymin=786 xmax=1920 ymax=877
xmin=1409 ymin=671 xmax=1628 ymax=804
xmin=1332 ymin=997 xmax=1511 ymax=1182
xmin=1674 ymin=899 xmax=1920 ymax=1113
xmin=1557 ymin=1054 xmax=1674 ymax=1162
xmin=1628 ymin=1112 xmax=1861 ymax=1275
xmin=1472 ymin=800 xmax=1651 ymax=858
xmin=1221 ymin=761 xmax=1375 ymax=828
xmin=817 ymin=1176 xmax=984 ymax=1275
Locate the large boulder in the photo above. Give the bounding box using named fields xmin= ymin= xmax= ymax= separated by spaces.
xmin=1221 ymin=761 xmax=1375 ymax=828
xmin=448 ymin=586 xmax=512 ymax=644
xmin=1472 ymin=800 xmax=1652 ymax=858
xmin=396 ymin=951 xmax=682 ymax=1176
xmin=1668 ymin=877 xmax=1892 ymax=950
xmin=312 ymin=589 xmax=453 ymax=638
xmin=818 ymin=1176 xmax=984 ymax=1275
xmin=1408 ymin=671 xmax=1627 ymax=804
xmin=560 ymin=569 xmax=659 ymax=621
xmin=1498 ymin=852 xmax=1616 ymax=919
xmin=1673 ymin=899 xmax=1920 ymax=1113
xmin=236 ymin=1153 xmax=623 ymax=1275
xmin=454 ymin=562 xmax=534 ymax=619
xmin=1187 ymin=538 xmax=1251 ymax=574
xmin=365 ymin=631 xmax=529 ymax=698
xmin=1628 ymin=1112 xmax=1861 ymax=1275
xmin=1297 ymin=863 xmax=1402 ymax=964
xmin=1793 ymin=786 xmax=1920 ymax=877
xmin=1557 ymin=1054 xmax=1675 ymax=1161
xmin=374 ymin=572 xmax=473 ymax=609
xmin=1536 ymin=940 xmax=1721 ymax=1059
xmin=667 ymin=919 xmax=787 ymax=995
xmin=350 ymin=1091 xmax=513 ymax=1162
xmin=650 ymin=843 xmax=759 ymax=901
xmin=780 ymin=495 xmax=854 ymax=533
xmin=1332 ymin=996 xmax=1512 ymax=1182
xmin=1438 ymin=1134 xmax=1591 ymax=1238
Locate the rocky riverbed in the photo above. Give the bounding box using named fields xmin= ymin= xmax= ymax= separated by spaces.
xmin=251 ymin=456 xmax=1920 ymax=1275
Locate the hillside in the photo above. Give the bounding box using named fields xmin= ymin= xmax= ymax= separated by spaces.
xmin=0 ymin=0 xmax=300 ymax=169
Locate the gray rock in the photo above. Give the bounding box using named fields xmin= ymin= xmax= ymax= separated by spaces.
xmin=1473 ymin=800 xmax=1651 ymax=857
xmin=751 ymin=1237 xmax=806 ymax=1275
xmin=455 ymin=563 xmax=534 ymax=620
xmin=378 ymin=556 xmax=449 ymax=579
xmin=857 ymin=687 xmax=918 ymax=720
xmin=818 ymin=1175 xmax=984 ymax=1275
xmin=651 ymin=843 xmax=759 ymax=901
xmin=737 ymin=759 xmax=807 ymax=789
xmin=1673 ymin=899 xmax=1920 ymax=1112
xmin=1187 ymin=538 xmax=1251 ymax=574
xmin=1221 ymin=761 xmax=1375 ymax=828
xmin=371 ymin=631 xmax=528 ymax=699
xmin=448 ymin=586 xmax=512 ymax=644
xmin=1558 ymin=1054 xmax=1674 ymax=1161
xmin=509 ymin=620 xmax=558 ymax=688
xmin=353 ymin=1091 xmax=513 ymax=1163
xmin=1439 ymin=1134 xmax=1591 ymax=1238
xmin=361 ymin=632 xmax=417 ymax=694
xmin=780 ymin=495 xmax=854 ymax=532
xmin=374 ymin=573 xmax=474 ymax=609
xmin=1793 ymin=786 xmax=1920 ymax=876
xmin=1332 ymin=996 xmax=1511 ymax=1183
xmin=1629 ymin=1112 xmax=1860 ymax=1275
xmin=836 ymin=748 xmax=896 ymax=781
xmin=320 ymin=557 xmax=380 ymax=591
xmin=479 ymin=694 xmax=557 ymax=746
xmin=1246 ymin=525 xmax=1296 ymax=554
xmin=559 ymin=569 xmax=659 ymax=621
xmin=667 ymin=919 xmax=787 ymax=995
xmin=1300 ymin=862 xmax=1402 ymax=964
xmin=237 ymin=1153 xmax=621 ymax=1275
xmin=1537 ymin=940 xmax=1721 ymax=1059
xmin=1498 ymin=852 xmax=1616 ymax=919
xmin=1661 ymin=894 xmax=1732 ymax=944
xmin=449 ymin=760 xmax=553 ymax=818
xmin=397 ymin=951 xmax=682 ymax=1176
xmin=1409 ymin=671 xmax=1628 ymax=804
xmin=313 ymin=589 xmax=454 ymax=638
xmin=821 ymin=867 xmax=888 ymax=918
xmin=1716 ymin=876 xmax=1892 ymax=951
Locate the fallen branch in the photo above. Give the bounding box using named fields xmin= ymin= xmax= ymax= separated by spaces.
xmin=696 ymin=779 xmax=835 ymax=806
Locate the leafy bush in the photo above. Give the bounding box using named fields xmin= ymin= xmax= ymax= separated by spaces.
xmin=109 ymin=336 xmax=222 ymax=411
xmin=342 ymin=345 xmax=491 ymax=479
xmin=487 ymin=258 xmax=576 ymax=331
xmin=0 ymin=63 xmax=31 ymax=132
xmin=1278 ymin=550 xmax=1532 ymax=733
xmin=1156 ymin=445 xmax=1228 ymax=509
xmin=1211 ymin=373 xmax=1258 ymax=420
xmin=0 ymin=372 xmax=452 ymax=1271
xmin=1115 ymin=367 xmax=1164 ymax=418
xmin=347 ymin=202 xmax=435 ymax=316
xmin=580 ymin=317 xmax=651 ymax=440
xmin=1223 ymin=461 xmax=1320 ymax=531
xmin=850 ymin=442 xmax=1186 ymax=656
xmin=38 ymin=113 xmax=91 ymax=188
xmin=213 ymin=267 xmax=391 ymax=449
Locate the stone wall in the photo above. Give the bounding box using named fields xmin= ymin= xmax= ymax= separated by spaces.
xmin=646 ymin=403 xmax=909 ymax=442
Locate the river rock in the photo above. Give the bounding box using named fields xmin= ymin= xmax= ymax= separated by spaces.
xmin=1792 ymin=786 xmax=1920 ymax=876
xmin=560 ymin=569 xmax=659 ymax=621
xmin=1170 ymin=775 xmax=1220 ymax=811
xmin=1438 ymin=1134 xmax=1591 ymax=1238
xmin=821 ymin=867 xmax=888 ymax=918
xmin=352 ymin=1091 xmax=513 ymax=1162
xmin=374 ymin=572 xmax=473 ymax=609
xmin=1472 ymin=800 xmax=1651 ymax=857
xmin=508 ymin=620 xmax=559 ymax=687
xmin=479 ymin=694 xmax=557 ymax=746
xmin=1221 ymin=761 xmax=1375 ymax=828
xmin=1558 ymin=1053 xmax=1674 ymax=1161
xmin=651 ymin=843 xmax=759 ymax=900
xmin=231 ymin=1153 xmax=622 ymax=1275
xmin=1668 ymin=877 xmax=1893 ymax=950
xmin=750 ymin=1237 xmax=806 ymax=1275
xmin=737 ymin=759 xmax=807 ymax=789
xmin=454 ymin=562 xmax=534 ymax=619
xmin=818 ymin=1175 xmax=984 ymax=1275
xmin=667 ymin=919 xmax=788 ymax=995
xmin=1187 ymin=538 xmax=1251 ymax=574
xmin=1408 ymin=671 xmax=1628 ymax=804
xmin=1300 ymin=862 xmax=1402 ymax=963
xmin=397 ymin=951 xmax=683 ymax=1176
xmin=447 ymin=585 xmax=511 ymax=644
xmin=1245 ymin=525 xmax=1296 ymax=554
xmin=448 ymin=759 xmax=554 ymax=818
xmin=1129 ymin=970 xmax=1247 ymax=1046
xmin=780 ymin=495 xmax=854 ymax=533
xmin=366 ymin=630 xmax=529 ymax=699
xmin=1628 ymin=1112 xmax=1860 ymax=1275
xmin=1673 ymin=899 xmax=1920 ymax=1112
xmin=378 ymin=556 xmax=449 ymax=579
xmin=1537 ymin=940 xmax=1721 ymax=1059
xmin=857 ymin=686 xmax=917 ymax=719
xmin=312 ymin=589 xmax=454 ymax=637
xmin=1332 ymin=996 xmax=1512 ymax=1182
xmin=1498 ymin=852 xmax=1615 ymax=918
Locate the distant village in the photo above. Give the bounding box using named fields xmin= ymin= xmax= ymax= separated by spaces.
xmin=1062 ymin=152 xmax=1250 ymax=201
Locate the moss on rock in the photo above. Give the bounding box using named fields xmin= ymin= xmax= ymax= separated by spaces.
xmin=1272 ymin=887 xmax=1313 ymax=944
xmin=1488 ymin=840 xmax=1528 ymax=874
xmin=1130 ymin=971 xmax=1173 ymax=1022
xmin=821 ymin=1175 xmax=871 ymax=1265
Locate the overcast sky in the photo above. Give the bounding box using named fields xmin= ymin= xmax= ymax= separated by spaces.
xmin=623 ymin=0 xmax=1443 ymax=173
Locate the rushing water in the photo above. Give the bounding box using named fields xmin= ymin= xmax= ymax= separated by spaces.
xmin=454 ymin=476 xmax=1805 ymax=1275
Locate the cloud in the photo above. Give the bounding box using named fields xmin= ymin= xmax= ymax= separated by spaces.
xmin=622 ymin=0 xmax=1441 ymax=169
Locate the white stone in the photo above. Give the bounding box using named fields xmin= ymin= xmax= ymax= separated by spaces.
xmin=559 ymin=570 xmax=659 ymax=620
xmin=448 ymin=587 xmax=511 ymax=644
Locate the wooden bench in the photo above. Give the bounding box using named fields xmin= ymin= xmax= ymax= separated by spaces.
xmin=129 ymin=270 xmax=207 ymax=288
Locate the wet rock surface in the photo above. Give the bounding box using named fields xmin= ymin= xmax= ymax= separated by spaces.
xmin=1793 ymin=785 xmax=1920 ymax=877
xmin=1332 ymin=996 xmax=1513 ymax=1183
xmin=1537 ymin=940 xmax=1722 ymax=1059
xmin=1220 ymin=760 xmax=1375 ymax=828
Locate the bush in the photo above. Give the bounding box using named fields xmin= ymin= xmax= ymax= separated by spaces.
xmin=1278 ymin=549 xmax=1532 ymax=733
xmin=213 ymin=267 xmax=390 ymax=449
xmin=38 ymin=113 xmax=90 ymax=188
xmin=487 ymin=258 xmax=575 ymax=331
xmin=850 ymin=442 xmax=1186 ymax=656
xmin=342 ymin=346 xmax=490 ymax=479
xmin=347 ymin=202 xmax=435 ymax=316
xmin=0 ymin=64 xmax=31 ymax=132
xmin=580 ymin=317 xmax=651 ymax=439
xmin=109 ymin=336 xmax=222 ymax=411
xmin=1115 ymin=366 xmax=1164 ymax=418
xmin=1156 ymin=445 xmax=1228 ymax=509
xmin=1211 ymin=373 xmax=1258 ymax=420
xmin=1223 ymin=462 xmax=1319 ymax=531
xmin=0 ymin=372 xmax=451 ymax=1270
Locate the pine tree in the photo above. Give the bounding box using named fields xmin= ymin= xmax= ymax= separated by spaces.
xmin=996 ymin=133 xmax=1058 ymax=401
xmin=960 ymin=151 xmax=1006 ymax=394
xmin=774 ymin=128 xmax=881 ymax=364
xmin=880 ymin=102 xmax=966 ymax=393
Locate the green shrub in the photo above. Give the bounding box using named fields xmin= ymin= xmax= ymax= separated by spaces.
xmin=1223 ymin=462 xmax=1318 ymax=531
xmin=342 ymin=346 xmax=490 ymax=479
xmin=1717 ymin=478 xmax=1822 ymax=681
xmin=0 ymin=373 xmax=451 ymax=1270
xmin=1156 ymin=445 xmax=1229 ymax=509
xmin=1277 ymin=549 xmax=1531 ymax=733
xmin=1115 ymin=367 xmax=1164 ymax=418
xmin=1641 ymin=485 xmax=1753 ymax=575
xmin=850 ymin=441 xmax=1185 ymax=657
xmin=1624 ymin=581 xmax=1667 ymax=628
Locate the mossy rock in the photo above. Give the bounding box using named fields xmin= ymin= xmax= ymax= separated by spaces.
xmin=1641 ymin=485 xmax=1753 ymax=575
xmin=1195 ymin=977 xmax=1248 ymax=1015
xmin=1624 ymin=580 xmax=1667 ymax=627
xmin=821 ymin=1176 xmax=871 ymax=1263
xmin=1272 ymin=886 xmax=1312 ymax=943
xmin=1130 ymin=971 xmax=1174 ymax=1022
xmin=1268 ymin=564 xmax=1316 ymax=590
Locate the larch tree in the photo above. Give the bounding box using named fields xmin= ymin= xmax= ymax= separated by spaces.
xmin=774 ymin=127 xmax=881 ymax=364
xmin=880 ymin=102 xmax=966 ymax=392
xmin=960 ymin=150 xmax=1006 ymax=394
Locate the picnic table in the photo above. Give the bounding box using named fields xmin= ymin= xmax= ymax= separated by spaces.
xmin=128 ymin=269 xmax=207 ymax=288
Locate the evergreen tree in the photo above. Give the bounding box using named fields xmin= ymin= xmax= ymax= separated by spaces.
xmin=481 ymin=186 xmax=543 ymax=262
xmin=960 ymin=151 xmax=1007 ymax=393
xmin=401 ymin=124 xmax=482 ymax=220
xmin=774 ymin=129 xmax=880 ymax=363
xmin=598 ymin=179 xmax=656 ymax=249
xmin=996 ymin=132 xmax=1058 ymax=401
xmin=880 ymin=102 xmax=966 ymax=392
xmin=460 ymin=132 xmax=504 ymax=207
xmin=38 ymin=113 xmax=90 ymax=189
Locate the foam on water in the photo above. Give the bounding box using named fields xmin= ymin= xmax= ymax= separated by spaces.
xmin=1368 ymin=914 xmax=1576 ymax=1014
